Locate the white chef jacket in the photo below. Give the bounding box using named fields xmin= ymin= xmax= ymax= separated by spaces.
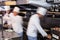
xmin=10 ymin=14 xmax=23 ymax=33
xmin=3 ymin=13 xmax=23 ymax=33
xmin=27 ymin=14 xmax=47 ymax=37
xmin=3 ymin=13 xmax=10 ymax=24
xmin=3 ymin=13 xmax=13 ymax=25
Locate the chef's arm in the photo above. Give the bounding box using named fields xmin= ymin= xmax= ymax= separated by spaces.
xmin=16 ymin=17 xmax=23 ymax=25
xmin=3 ymin=18 xmax=6 ymax=24
xmin=4 ymin=16 xmax=12 ymax=26
xmin=3 ymin=16 xmax=11 ymax=21
xmin=34 ymin=20 xmax=48 ymax=37
xmin=3 ymin=17 xmax=9 ymax=24
xmin=20 ymin=17 xmax=23 ymax=24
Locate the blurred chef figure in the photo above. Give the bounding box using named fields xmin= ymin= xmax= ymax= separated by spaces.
xmin=27 ymin=7 xmax=51 ymax=40
xmin=11 ymin=7 xmax=23 ymax=40
xmin=3 ymin=6 xmax=11 ymax=27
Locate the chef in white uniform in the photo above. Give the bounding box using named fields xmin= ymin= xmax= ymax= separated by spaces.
xmin=11 ymin=7 xmax=23 ymax=40
xmin=27 ymin=7 xmax=50 ymax=40
xmin=3 ymin=6 xmax=11 ymax=26
xmin=3 ymin=6 xmax=14 ymax=32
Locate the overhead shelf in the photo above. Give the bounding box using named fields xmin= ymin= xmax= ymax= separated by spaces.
xmin=47 ymin=11 xmax=60 ymax=14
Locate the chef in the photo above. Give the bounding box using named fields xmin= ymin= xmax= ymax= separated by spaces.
xmin=3 ymin=6 xmax=14 ymax=32
xmin=27 ymin=7 xmax=51 ymax=40
xmin=11 ymin=7 xmax=23 ymax=40
xmin=3 ymin=6 xmax=11 ymax=27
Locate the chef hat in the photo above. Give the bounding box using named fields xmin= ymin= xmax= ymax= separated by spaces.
xmin=37 ymin=7 xmax=47 ymax=16
xmin=5 ymin=6 xmax=10 ymax=11
xmin=13 ymin=7 xmax=20 ymax=13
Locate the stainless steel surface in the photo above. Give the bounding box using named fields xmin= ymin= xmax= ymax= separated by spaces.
xmin=0 ymin=30 xmax=20 ymax=40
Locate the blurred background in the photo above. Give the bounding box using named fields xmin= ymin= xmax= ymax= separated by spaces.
xmin=0 ymin=0 xmax=60 ymax=40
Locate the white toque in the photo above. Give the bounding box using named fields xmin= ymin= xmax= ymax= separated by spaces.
xmin=5 ymin=6 xmax=10 ymax=11
xmin=37 ymin=7 xmax=47 ymax=16
xmin=13 ymin=7 xmax=20 ymax=13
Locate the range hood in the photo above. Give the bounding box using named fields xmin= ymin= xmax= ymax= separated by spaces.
xmin=28 ymin=0 xmax=51 ymax=8
xmin=16 ymin=0 xmax=51 ymax=8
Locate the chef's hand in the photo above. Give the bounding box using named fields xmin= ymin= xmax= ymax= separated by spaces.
xmin=8 ymin=24 xmax=12 ymax=28
xmin=3 ymin=24 xmax=9 ymax=28
xmin=47 ymin=34 xmax=51 ymax=39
